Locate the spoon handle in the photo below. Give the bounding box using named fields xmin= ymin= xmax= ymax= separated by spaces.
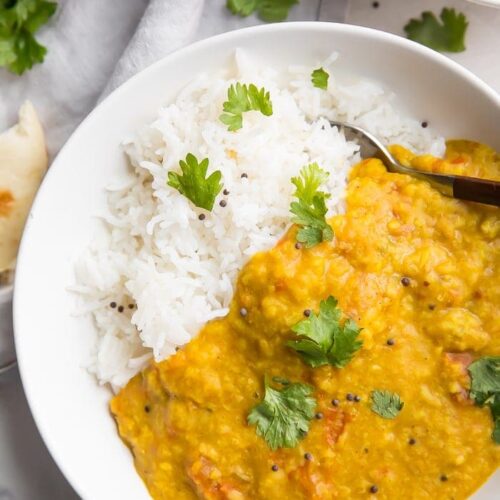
xmin=453 ymin=177 xmax=500 ymax=207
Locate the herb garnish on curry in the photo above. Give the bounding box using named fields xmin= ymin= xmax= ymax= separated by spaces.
xmin=111 ymin=140 xmax=499 ymax=499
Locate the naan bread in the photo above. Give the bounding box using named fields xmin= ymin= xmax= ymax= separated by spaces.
xmin=0 ymin=102 xmax=48 ymax=272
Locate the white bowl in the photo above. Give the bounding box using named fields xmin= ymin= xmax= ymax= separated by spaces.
xmin=14 ymin=23 xmax=500 ymax=500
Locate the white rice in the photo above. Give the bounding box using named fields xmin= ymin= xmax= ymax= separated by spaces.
xmin=73 ymin=51 xmax=445 ymax=391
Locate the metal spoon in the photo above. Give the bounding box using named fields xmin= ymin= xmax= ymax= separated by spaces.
xmin=332 ymin=121 xmax=500 ymax=207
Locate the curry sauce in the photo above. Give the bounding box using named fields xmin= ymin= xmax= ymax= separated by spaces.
xmin=111 ymin=141 xmax=500 ymax=499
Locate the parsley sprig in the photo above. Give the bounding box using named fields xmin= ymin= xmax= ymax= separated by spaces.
xmin=288 ymin=296 xmax=363 ymax=369
xmin=167 ymin=153 xmax=223 ymax=211
xmin=0 ymin=0 xmax=56 ymax=75
xmin=371 ymin=390 xmax=404 ymax=419
xmin=248 ymin=377 xmax=316 ymax=450
xmin=226 ymin=0 xmax=299 ymax=22
xmin=220 ymin=82 xmax=273 ymax=132
xmin=468 ymin=356 xmax=500 ymax=444
xmin=311 ymin=67 xmax=329 ymax=90
xmin=290 ymin=163 xmax=334 ymax=248
xmin=404 ymin=8 xmax=468 ymax=53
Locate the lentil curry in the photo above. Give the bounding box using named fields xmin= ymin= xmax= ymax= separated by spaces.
xmin=111 ymin=140 xmax=500 ymax=499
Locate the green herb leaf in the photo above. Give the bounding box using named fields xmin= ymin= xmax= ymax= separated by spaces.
xmin=404 ymin=8 xmax=468 ymax=53
xmin=328 ymin=318 xmax=364 ymax=368
xmin=167 ymin=153 xmax=223 ymax=211
xmin=219 ymin=82 xmax=273 ymax=132
xmin=311 ymin=67 xmax=329 ymax=90
xmin=258 ymin=0 xmax=299 ymax=22
xmin=0 ymin=0 xmax=56 ymax=75
xmin=288 ymin=296 xmax=363 ymax=368
xmin=248 ymin=377 xmax=316 ymax=450
xmin=291 ymin=162 xmax=329 ymax=205
xmin=226 ymin=0 xmax=298 ymax=22
xmin=371 ymin=390 xmax=404 ymax=419
xmin=468 ymin=356 xmax=500 ymax=444
xmin=226 ymin=0 xmax=259 ymax=17
xmin=289 ymin=163 xmax=334 ymax=248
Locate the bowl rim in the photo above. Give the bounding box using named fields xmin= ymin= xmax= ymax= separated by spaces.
xmin=13 ymin=21 xmax=500 ymax=499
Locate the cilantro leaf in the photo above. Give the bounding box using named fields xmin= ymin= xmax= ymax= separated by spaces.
xmin=258 ymin=0 xmax=298 ymax=22
xmin=404 ymin=8 xmax=468 ymax=53
xmin=469 ymin=356 xmax=500 ymax=399
xmin=289 ymin=163 xmax=334 ymax=248
xmin=220 ymin=82 xmax=273 ymax=132
xmin=311 ymin=67 xmax=329 ymax=90
xmin=248 ymin=377 xmax=316 ymax=450
xmin=0 ymin=0 xmax=56 ymax=75
xmin=288 ymin=296 xmax=363 ymax=369
xmin=167 ymin=153 xmax=223 ymax=211
xmin=0 ymin=38 xmax=16 ymax=66
xmin=226 ymin=0 xmax=258 ymax=17
xmin=328 ymin=318 xmax=364 ymax=368
xmin=468 ymin=356 xmax=500 ymax=444
xmin=226 ymin=0 xmax=298 ymax=22
xmin=371 ymin=390 xmax=404 ymax=419
xmin=291 ymin=162 xmax=329 ymax=205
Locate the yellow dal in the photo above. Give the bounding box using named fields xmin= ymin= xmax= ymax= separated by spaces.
xmin=111 ymin=141 xmax=500 ymax=499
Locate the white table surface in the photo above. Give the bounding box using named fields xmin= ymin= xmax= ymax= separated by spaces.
xmin=1 ymin=1 xmax=499 ymax=499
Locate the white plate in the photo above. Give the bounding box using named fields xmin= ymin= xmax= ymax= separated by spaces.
xmin=14 ymin=23 xmax=500 ymax=500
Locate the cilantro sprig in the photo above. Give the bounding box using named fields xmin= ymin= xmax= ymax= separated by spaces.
xmin=371 ymin=390 xmax=404 ymax=419
xmin=167 ymin=153 xmax=223 ymax=211
xmin=468 ymin=356 xmax=500 ymax=444
xmin=220 ymin=82 xmax=273 ymax=132
xmin=0 ymin=0 xmax=56 ymax=75
xmin=248 ymin=377 xmax=316 ymax=450
xmin=290 ymin=163 xmax=334 ymax=248
xmin=404 ymin=8 xmax=468 ymax=53
xmin=288 ymin=296 xmax=363 ymax=369
xmin=311 ymin=67 xmax=329 ymax=90
xmin=226 ymin=0 xmax=299 ymax=22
